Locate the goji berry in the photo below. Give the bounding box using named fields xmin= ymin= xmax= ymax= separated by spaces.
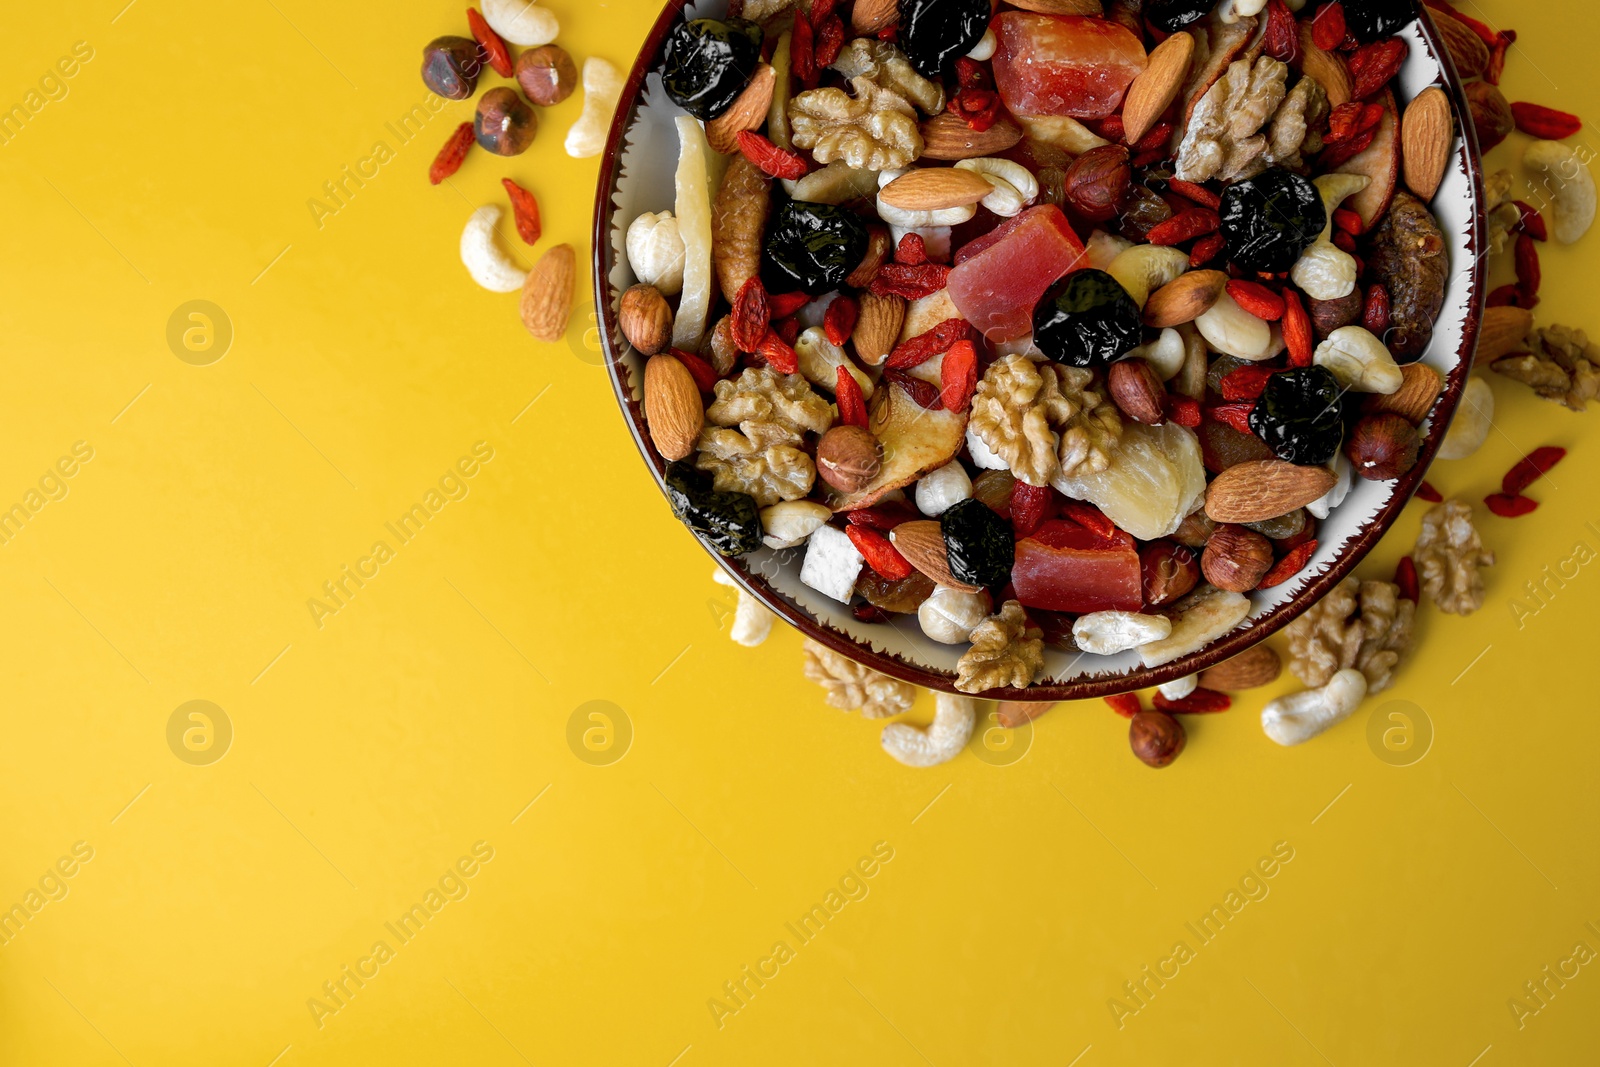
xmin=847 ymin=500 xmax=919 ymax=530
xmin=1394 ymin=555 xmax=1419 ymax=602
xmin=1263 ymin=0 xmax=1301 ymax=63
xmin=885 ymin=317 xmax=967 ymax=369
xmin=895 ymin=232 xmax=928 ymax=265
xmin=1134 ymin=118 xmax=1175 ymax=154
xmin=1189 ymin=233 xmax=1226 ymax=267
xmin=1325 ymin=101 xmax=1383 ymax=144
xmin=1166 ymin=394 xmax=1202 ymax=427
xmin=1501 ymin=445 xmax=1566 ymax=494
xmin=1363 ymin=284 xmax=1391 ymax=334
xmin=1333 ymin=208 xmax=1364 ymax=235
xmin=882 ymin=368 xmax=943 ymax=409
xmin=670 ymin=348 xmax=720 ymax=393
xmin=1311 ymin=1 xmax=1347 ymax=51
xmin=1221 ymin=364 xmax=1276 ymax=401
xmin=1167 ymin=178 xmax=1221 ymax=210
xmin=1331 ymin=228 xmax=1358 ymax=254
xmin=1146 ymin=209 xmax=1220 ymax=246
xmin=791 ymin=10 xmax=817 ymax=87
xmin=1512 ymin=200 xmax=1548 ymax=241
xmin=853 ymin=601 xmax=893 ymax=623
xmin=1484 ymin=492 xmax=1538 ymax=518
xmin=1423 ymin=0 xmax=1501 ymax=48
xmin=467 ymin=7 xmax=514 ymax=78
xmin=1131 ymin=147 xmax=1169 ymax=168
xmin=835 ymin=365 xmax=869 ymax=428
xmin=1104 ymin=693 xmax=1142 ymax=718
xmin=847 ymin=524 xmax=916 ymax=580
xmin=1485 ymin=31 xmax=1515 ymax=85
xmin=773 ymin=315 xmax=800 ymax=345
xmin=500 ymin=178 xmax=542 ymax=244
xmin=1510 ymin=101 xmax=1582 ymax=140
xmin=1207 ymin=402 xmax=1256 ymax=435
xmin=1416 ymin=480 xmax=1443 ymax=503
xmin=1010 ymin=482 xmax=1053 ymax=539
xmin=1227 ymin=279 xmax=1285 ymax=321
xmin=756 ymin=329 xmax=798 ymax=374
xmin=768 ymin=291 xmax=811 ymax=319
xmin=429 ymin=122 xmax=475 ymax=185
xmin=1485 ymin=283 xmax=1524 ymax=308
xmin=1515 ymin=233 xmax=1541 ymax=298
xmin=1258 ymin=539 xmax=1319 ymax=588
xmin=731 ymin=278 xmax=770 ymax=352
xmin=1060 ymin=502 xmax=1116 ymax=540
xmin=814 ymin=13 xmax=845 ymax=67
xmin=1154 ymin=688 xmax=1231 ymax=714
xmin=941 ymin=339 xmax=978 ymax=414
xmin=870 ymin=262 xmax=951 ymax=300
xmin=735 ymin=130 xmax=809 ymax=180
xmin=1349 ymin=37 xmax=1407 ymax=99
xmin=824 ymin=294 xmax=858 ymax=346
xmin=1319 ymin=128 xmax=1378 ymax=169
xmin=1093 ymin=114 xmax=1126 ymax=143
xmin=1283 ymin=290 xmax=1314 ymax=368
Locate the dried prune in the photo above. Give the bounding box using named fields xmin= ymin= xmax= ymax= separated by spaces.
xmin=1032 ymin=269 xmax=1143 ymax=368
xmin=662 ymin=17 xmax=763 ymax=121
xmin=1219 ymin=169 xmax=1326 ymax=273
xmin=1366 ymin=192 xmax=1447 ymax=364
xmin=901 ymin=0 xmax=992 ymax=78
xmin=762 ymin=199 xmax=870 ymax=294
xmin=1146 ymin=0 xmax=1214 ymax=33
xmin=664 ymin=461 xmax=763 ymax=556
xmin=941 ymin=499 xmax=1015 ymax=587
xmin=1248 ymin=367 xmax=1345 ymax=466
xmin=1341 ymin=0 xmax=1417 ymax=42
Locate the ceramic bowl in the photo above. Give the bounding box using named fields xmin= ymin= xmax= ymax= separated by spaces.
xmin=592 ymin=2 xmax=1486 ymax=699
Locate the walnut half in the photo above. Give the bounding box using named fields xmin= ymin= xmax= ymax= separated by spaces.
xmin=1493 ymin=324 xmax=1600 ymax=411
xmin=1287 ymin=577 xmax=1415 ymax=693
xmin=696 ymin=367 xmax=834 ymax=507
xmin=1175 ymin=55 xmax=1289 ymax=183
xmin=955 ymin=600 xmax=1044 ymax=694
xmin=789 ymin=76 xmax=923 ymax=172
xmin=968 ymin=354 xmax=1122 ymax=487
xmin=803 ymin=639 xmax=917 ymax=719
xmin=1414 ymin=499 xmax=1495 ymax=616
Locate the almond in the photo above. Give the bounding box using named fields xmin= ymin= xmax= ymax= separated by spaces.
xmin=1001 ymin=0 xmax=1103 ymax=13
xmin=852 ymin=291 xmax=906 ymax=366
xmin=1401 ymin=86 xmax=1453 ymax=202
xmin=1298 ymin=24 xmax=1352 ymax=108
xmin=705 ymin=63 xmax=775 ymax=155
xmin=1434 ymin=12 xmax=1489 ymax=80
xmin=878 ymin=167 xmax=996 ymax=212
xmin=1122 ymin=30 xmax=1195 ymax=144
xmin=620 ymin=284 xmax=674 ymax=355
xmin=851 ymin=0 xmax=898 ymax=34
xmin=1197 ymin=644 xmax=1281 ymax=691
xmin=995 ymin=700 xmax=1058 ymax=728
xmin=643 ymin=354 xmax=703 ymax=461
xmin=890 ymin=520 xmax=982 ymax=593
xmin=519 ymin=243 xmax=575 ymax=342
xmin=1143 ymin=269 xmax=1228 ymax=327
xmin=1475 ymin=305 xmax=1534 ymax=366
xmin=1362 ymin=362 xmax=1443 ymax=424
xmin=1204 ymin=460 xmax=1338 ymax=523
xmin=919 ymin=111 xmax=1025 ymax=160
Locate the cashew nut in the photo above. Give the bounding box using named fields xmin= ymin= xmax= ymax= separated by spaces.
xmin=760 ymin=500 xmax=832 ymax=550
xmin=1129 ymin=327 xmax=1187 ymax=381
xmin=881 ymin=691 xmax=977 ymax=767
xmin=1306 ymin=450 xmax=1351 ymax=520
xmin=1291 ymin=240 xmax=1359 ymax=301
xmin=918 ymin=586 xmax=992 ymax=644
xmin=1314 ymin=326 xmax=1403 ymax=393
xmin=1106 ymin=245 xmax=1191 ymax=308
xmin=626 ymin=211 xmax=687 ymax=296
xmin=785 ymin=161 xmax=880 ymax=205
xmin=1196 ymin=290 xmax=1273 ymax=359
xmin=460 ymin=205 xmax=527 ymax=293
xmin=1086 ymin=229 xmax=1134 ymax=271
xmin=1437 ymin=375 xmax=1494 ymax=460
xmin=1524 ymin=139 xmax=1596 ymax=244
xmin=966 ymin=28 xmax=997 ymax=62
xmin=796 ymin=327 xmax=873 ymax=398
xmin=916 ymin=461 xmax=972 ymax=518
xmin=876 ymin=168 xmax=976 ymax=228
xmin=955 ymin=158 xmax=1039 ymax=218
xmin=1073 ymin=610 xmax=1173 ymax=655
xmin=565 ymin=57 xmax=623 ymax=159
xmin=1313 ymin=173 xmax=1372 ymax=239
xmin=1261 ymin=668 xmax=1368 ymax=746
xmin=1158 ymin=674 xmax=1199 ymax=701
xmin=711 ymin=569 xmax=776 ymax=647
xmin=966 ymin=423 xmax=1009 ymax=471
xmin=1219 ymin=0 xmax=1270 ymax=21
xmin=482 ymin=0 xmax=558 ymax=46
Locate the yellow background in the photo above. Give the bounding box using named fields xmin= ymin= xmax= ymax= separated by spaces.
xmin=1 ymin=1 xmax=1597 ymax=1063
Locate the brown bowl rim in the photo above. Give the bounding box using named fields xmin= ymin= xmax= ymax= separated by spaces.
xmin=591 ymin=2 xmax=1487 ymax=701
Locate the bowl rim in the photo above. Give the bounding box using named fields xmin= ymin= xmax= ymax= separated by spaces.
xmin=591 ymin=1 xmax=1488 ymax=701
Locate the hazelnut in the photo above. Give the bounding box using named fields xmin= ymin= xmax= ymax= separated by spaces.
xmin=1344 ymin=413 xmax=1420 ymax=481
xmin=1130 ymin=710 xmax=1186 ymax=768
xmin=475 ymin=87 xmax=538 ymax=156
xmin=619 ymin=284 xmax=674 ymax=356
xmin=516 ymin=45 xmax=578 ymax=107
xmin=1171 ymin=508 xmax=1216 ymax=549
xmin=1308 ymin=290 xmax=1362 ymax=338
xmin=1465 ymin=80 xmax=1515 ymax=151
xmin=1061 ymin=144 xmax=1131 ymax=223
xmin=1108 ymin=358 xmax=1167 ymax=425
xmin=1201 ymin=524 xmax=1274 ymax=592
xmin=421 ymin=36 xmax=482 ymax=100
xmin=817 ymin=425 xmax=882 ymax=494
xmin=1141 ymin=540 xmax=1200 ymax=607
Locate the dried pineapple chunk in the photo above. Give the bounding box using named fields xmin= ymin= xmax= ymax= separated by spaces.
xmin=1052 ymin=421 xmax=1206 ymax=541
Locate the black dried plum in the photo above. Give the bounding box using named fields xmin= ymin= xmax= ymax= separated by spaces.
xmin=761 ymin=199 xmax=869 ymax=294
xmin=941 ymin=499 xmax=1015 ymax=588
xmin=663 ymin=461 xmax=763 ymax=557
xmin=1146 ymin=0 xmax=1214 ymax=33
xmin=1248 ymin=367 xmax=1345 ymax=466
xmin=1342 ymin=0 xmax=1417 ymax=42
xmin=662 ymin=17 xmax=763 ymax=121
xmin=901 ymin=0 xmax=991 ymax=78
xmin=1032 ymin=269 xmax=1142 ymax=368
xmin=1219 ymin=169 xmax=1326 ymax=273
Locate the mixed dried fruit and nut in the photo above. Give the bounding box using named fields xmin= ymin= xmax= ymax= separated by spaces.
xmin=634 ymin=0 xmax=1464 ymax=700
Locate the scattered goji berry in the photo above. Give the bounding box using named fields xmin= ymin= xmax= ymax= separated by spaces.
xmin=1262 ymin=0 xmax=1301 ymax=63
xmin=1349 ymin=37 xmax=1407 ymax=99
xmin=1363 ymin=284 xmax=1391 ymax=335
xmin=1283 ymin=290 xmax=1314 ymax=368
xmin=466 ymin=7 xmax=514 ymax=78
xmin=735 ymin=130 xmax=809 ymax=180
xmin=670 ymin=348 xmax=720 ymax=393
xmin=882 ymin=368 xmax=944 ymax=409
xmin=1258 ymin=539 xmax=1319 ymax=588
xmin=847 ymin=524 xmax=916 ymax=580
xmin=824 ymin=294 xmax=858 ymax=347
xmin=835 ymin=365 xmax=869 ymax=428
xmin=1104 ymin=693 xmax=1142 ymax=718
xmin=1512 ymin=200 xmax=1548 ymax=241
xmin=429 ymin=122 xmax=475 ymax=185
xmin=814 ymin=13 xmax=845 ymax=67
xmin=1333 ymin=208 xmax=1364 ymax=236
xmin=1060 ymin=502 xmax=1116 ymax=540
xmin=769 ymin=291 xmax=811 ymax=319
xmin=885 ymin=317 xmax=967 ymax=369
xmin=1484 ymin=492 xmax=1538 ymax=518
xmin=1485 ymin=283 xmax=1524 ymax=308
xmin=1311 ymin=1 xmax=1347 ymax=51
xmin=1485 ymin=30 xmax=1515 ymax=85
xmin=1501 ymin=445 xmax=1566 ymax=494
xmin=1166 ymin=394 xmax=1202 ymax=427
xmin=1394 ymin=555 xmax=1419 ymax=602
xmin=1154 ymin=688 xmax=1232 ymax=714
xmin=1416 ymin=480 xmax=1443 ymax=503
xmin=871 ymin=262 xmax=952 ymax=300
xmin=1189 ymin=233 xmax=1226 ymax=267
xmin=941 ymin=339 xmax=978 ymax=414
xmin=756 ymin=329 xmax=798 ymax=373
xmin=1227 ymin=279 xmax=1286 ymax=320
xmin=1206 ymin=402 xmax=1256 ymax=435
xmin=895 ymin=232 xmax=928 ymax=265
xmin=1146 ymin=209 xmax=1220 ymax=246
xmin=500 ymin=178 xmax=542 ymax=244
xmin=1221 ymin=364 xmax=1276 ymax=401
xmin=1510 ymin=101 xmax=1582 ymax=140
xmin=847 ymin=500 xmax=919 ymax=530
xmin=1423 ymin=0 xmax=1501 ymax=47
xmin=1167 ymin=178 xmax=1221 ymax=210
xmin=1515 ymin=233 xmax=1541 ymax=299
xmin=1010 ymin=482 xmax=1053 ymax=539
xmin=730 ymin=278 xmax=770 ymax=352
